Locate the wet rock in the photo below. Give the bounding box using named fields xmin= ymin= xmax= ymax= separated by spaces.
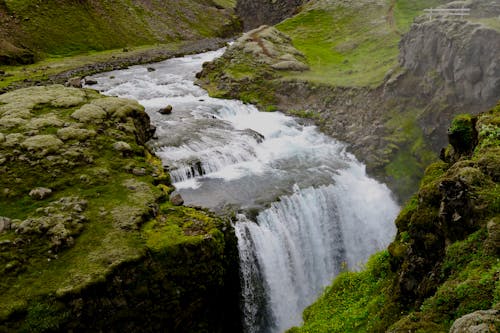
xmin=158 ymin=105 xmax=173 ymax=115
xmin=84 ymin=78 xmax=98 ymax=85
xmin=0 ymin=217 xmax=12 ymax=233
xmin=147 ymin=67 xmax=156 ymax=72
xmin=65 ymin=77 xmax=83 ymax=88
xmin=29 ymin=187 xmax=52 ymax=200
xmin=450 ymin=309 xmax=500 ymax=333
xmin=170 ymin=193 xmax=184 ymax=206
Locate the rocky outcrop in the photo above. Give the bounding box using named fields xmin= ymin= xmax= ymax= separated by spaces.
xmin=236 ymin=0 xmax=304 ymax=30
xmin=387 ymin=104 xmax=500 ymax=328
xmin=392 ymin=1 xmax=500 ymax=151
xmin=0 ymin=86 xmax=241 ymax=332
xmin=449 ymin=308 xmax=500 ymax=333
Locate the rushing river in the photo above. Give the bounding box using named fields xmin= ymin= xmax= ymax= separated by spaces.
xmin=86 ymin=49 xmax=400 ymax=333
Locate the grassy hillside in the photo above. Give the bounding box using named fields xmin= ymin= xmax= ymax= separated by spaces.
xmin=276 ymin=0 xmax=447 ymax=87
xmin=289 ymin=103 xmax=500 ymax=332
xmin=0 ymin=0 xmax=239 ymax=63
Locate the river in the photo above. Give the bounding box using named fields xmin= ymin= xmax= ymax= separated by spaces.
xmin=86 ymin=48 xmax=400 ymax=333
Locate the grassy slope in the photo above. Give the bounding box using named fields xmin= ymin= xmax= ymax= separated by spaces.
xmin=289 ymin=103 xmax=500 ymax=332
xmin=0 ymin=41 xmax=191 ymax=90
xmin=276 ymin=0 xmax=445 ymax=87
xmin=2 ymin=0 xmax=235 ymax=57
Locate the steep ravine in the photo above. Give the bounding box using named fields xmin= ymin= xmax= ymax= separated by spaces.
xmin=289 ymin=102 xmax=500 ymax=333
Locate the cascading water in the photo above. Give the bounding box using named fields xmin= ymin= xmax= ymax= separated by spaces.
xmin=86 ymin=48 xmax=400 ymax=333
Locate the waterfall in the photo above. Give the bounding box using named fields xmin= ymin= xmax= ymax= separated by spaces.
xmin=235 ymin=165 xmax=399 ymax=333
xmin=86 ymin=48 xmax=400 ymax=333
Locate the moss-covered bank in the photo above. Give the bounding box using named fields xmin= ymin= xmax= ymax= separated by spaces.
xmin=288 ymin=102 xmax=500 ymax=332
xmin=0 ymin=86 xmax=241 ymax=332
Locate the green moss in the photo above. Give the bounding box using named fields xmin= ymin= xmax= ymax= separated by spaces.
xmin=0 ymin=86 xmax=234 ymax=329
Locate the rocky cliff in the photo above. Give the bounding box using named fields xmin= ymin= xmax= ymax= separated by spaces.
xmin=289 ymin=102 xmax=500 ymax=332
xmin=236 ymin=0 xmax=304 ymax=30
xmin=0 ymin=86 xmax=241 ymax=332
xmin=392 ymin=1 xmax=500 ymax=152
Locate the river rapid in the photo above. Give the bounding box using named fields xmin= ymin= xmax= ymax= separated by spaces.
xmin=86 ymin=48 xmax=400 ymax=333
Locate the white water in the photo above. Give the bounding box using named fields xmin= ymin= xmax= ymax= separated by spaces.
xmin=86 ymin=49 xmax=400 ymax=333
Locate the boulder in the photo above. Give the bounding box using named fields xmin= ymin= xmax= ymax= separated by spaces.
xmin=0 ymin=216 xmax=11 ymax=233
xmin=170 ymin=193 xmax=184 ymax=206
xmin=71 ymin=104 xmax=107 ymax=123
xmin=113 ymin=141 xmax=132 ymax=154
xmin=21 ymin=135 xmax=64 ymax=154
xmin=29 ymin=187 xmax=52 ymax=200
xmin=65 ymin=77 xmax=83 ymax=88
xmin=158 ymin=105 xmax=173 ymax=115
xmin=84 ymin=78 xmax=98 ymax=85
xmin=450 ymin=309 xmax=500 ymax=333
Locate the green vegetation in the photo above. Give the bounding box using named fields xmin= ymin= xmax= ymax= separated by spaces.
xmin=383 ymin=107 xmax=438 ymax=199
xmin=289 ymin=251 xmax=399 ymax=333
xmin=276 ymin=0 xmax=447 ymax=87
xmin=0 ymin=0 xmax=237 ymax=58
xmin=290 ymin=104 xmax=500 ymax=332
xmin=0 ymin=86 xmax=238 ymax=331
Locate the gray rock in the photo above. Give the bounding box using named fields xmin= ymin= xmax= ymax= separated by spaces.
xmin=450 ymin=309 xmax=500 ymax=333
xmin=158 ymin=105 xmax=173 ymax=115
xmin=132 ymin=167 xmax=147 ymax=176
xmin=170 ymin=193 xmax=184 ymax=206
xmin=0 ymin=216 xmax=11 ymax=233
xmin=65 ymin=77 xmax=83 ymax=88
xmin=113 ymin=141 xmax=132 ymax=154
xmin=84 ymin=78 xmax=98 ymax=85
xmin=29 ymin=187 xmax=52 ymax=200
xmin=147 ymin=67 xmax=156 ymax=72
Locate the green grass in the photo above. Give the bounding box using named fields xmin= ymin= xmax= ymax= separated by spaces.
xmin=275 ymin=0 xmax=447 ymax=87
xmin=0 ymin=41 xmax=189 ymax=90
xmin=2 ymin=0 xmax=235 ymax=58
xmin=288 ymin=251 xmax=399 ymax=333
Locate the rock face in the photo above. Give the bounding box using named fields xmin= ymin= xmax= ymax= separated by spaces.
xmin=449 ymin=309 xmax=500 ymax=333
xmin=236 ymin=0 xmax=304 ymax=30
xmin=394 ymin=1 xmax=500 ymax=151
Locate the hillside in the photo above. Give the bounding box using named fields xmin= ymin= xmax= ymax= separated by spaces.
xmin=0 ymin=0 xmax=239 ymax=64
xmin=289 ymin=102 xmax=500 ymax=332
